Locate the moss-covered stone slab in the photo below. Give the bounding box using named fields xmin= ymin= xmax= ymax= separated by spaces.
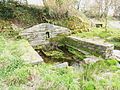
xmin=18 ymin=40 xmax=44 ymax=64
xmin=65 ymin=36 xmax=114 ymax=59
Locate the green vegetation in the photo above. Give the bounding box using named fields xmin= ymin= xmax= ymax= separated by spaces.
xmin=43 ymin=50 xmax=65 ymax=59
xmin=0 ymin=1 xmax=90 ymax=33
xmin=0 ymin=2 xmax=48 ymax=27
xmin=0 ymin=36 xmax=30 ymax=85
xmin=74 ymin=27 xmax=120 ymax=49
xmin=68 ymin=47 xmax=86 ymax=60
xmin=0 ymin=0 xmax=120 ymax=90
xmin=0 ymin=35 xmax=120 ymax=89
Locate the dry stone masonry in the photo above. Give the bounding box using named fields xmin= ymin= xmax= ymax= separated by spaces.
xmin=65 ymin=36 xmax=114 ymax=59
xmin=20 ymin=23 xmax=71 ymax=46
xmin=20 ymin=23 xmax=115 ymax=60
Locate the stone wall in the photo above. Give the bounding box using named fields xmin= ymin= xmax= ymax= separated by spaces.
xmin=65 ymin=36 xmax=114 ymax=59
xmin=20 ymin=23 xmax=71 ymax=46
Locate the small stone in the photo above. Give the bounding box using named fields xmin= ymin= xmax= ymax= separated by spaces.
xmin=83 ymin=56 xmax=102 ymax=64
xmin=55 ymin=62 xmax=68 ymax=68
xmin=112 ymin=50 xmax=120 ymax=61
xmin=116 ymin=63 xmax=120 ymax=68
xmin=72 ymin=62 xmax=84 ymax=72
xmin=30 ymin=60 xmax=44 ymax=65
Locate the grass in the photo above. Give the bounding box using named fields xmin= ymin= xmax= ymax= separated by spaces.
xmin=74 ymin=27 xmax=120 ymax=49
xmin=0 ymin=2 xmax=120 ymax=89
xmin=0 ymin=18 xmax=120 ymax=89
xmin=0 ymin=36 xmax=30 ymax=85
xmin=37 ymin=59 xmax=120 ymax=90
xmin=0 ymin=35 xmax=120 ymax=89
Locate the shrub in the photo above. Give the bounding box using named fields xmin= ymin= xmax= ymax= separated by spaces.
xmin=67 ymin=16 xmax=90 ymax=33
xmin=0 ymin=3 xmax=14 ymax=19
xmin=0 ymin=1 xmax=48 ymax=27
xmin=44 ymin=0 xmax=90 ymax=33
xmin=43 ymin=0 xmax=75 ymax=19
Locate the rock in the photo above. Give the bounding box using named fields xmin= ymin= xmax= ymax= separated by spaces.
xmin=29 ymin=60 xmax=44 ymax=65
xmin=54 ymin=62 xmax=68 ymax=68
xmin=116 ymin=63 xmax=120 ymax=68
xmin=71 ymin=62 xmax=84 ymax=72
xmin=19 ymin=40 xmax=44 ymax=64
xmin=72 ymin=62 xmax=80 ymax=67
xmin=20 ymin=23 xmax=71 ymax=46
xmin=83 ymin=56 xmax=102 ymax=64
xmin=112 ymin=50 xmax=120 ymax=61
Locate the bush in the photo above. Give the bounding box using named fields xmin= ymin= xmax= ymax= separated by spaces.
xmin=0 ymin=4 xmax=14 ymax=19
xmin=67 ymin=16 xmax=90 ymax=33
xmin=0 ymin=1 xmax=48 ymax=27
xmin=43 ymin=0 xmax=74 ymax=19
xmin=0 ymin=20 xmax=20 ymax=38
xmin=44 ymin=0 xmax=90 ymax=33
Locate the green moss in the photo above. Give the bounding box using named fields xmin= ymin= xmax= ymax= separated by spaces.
xmin=8 ymin=86 xmax=22 ymax=90
xmin=65 ymin=37 xmax=101 ymax=57
xmin=68 ymin=47 xmax=86 ymax=60
xmin=33 ymin=45 xmax=43 ymax=50
xmin=105 ymin=59 xmax=118 ymax=66
xmin=49 ymin=34 xmax=68 ymax=47
xmin=43 ymin=50 xmax=65 ymax=59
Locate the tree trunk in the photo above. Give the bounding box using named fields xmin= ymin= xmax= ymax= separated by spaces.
xmin=77 ymin=0 xmax=81 ymax=10
xmin=25 ymin=0 xmax=28 ymax=5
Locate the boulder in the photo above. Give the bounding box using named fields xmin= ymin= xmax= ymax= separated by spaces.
xmin=54 ymin=62 xmax=68 ymax=68
xmin=83 ymin=56 xmax=102 ymax=64
xmin=71 ymin=62 xmax=84 ymax=72
xmin=112 ymin=50 xmax=120 ymax=61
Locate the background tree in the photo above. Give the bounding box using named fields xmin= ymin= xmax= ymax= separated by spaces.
xmin=42 ymin=0 xmax=77 ymax=19
xmin=103 ymin=0 xmax=112 ymax=31
xmin=112 ymin=0 xmax=120 ymax=17
xmin=77 ymin=0 xmax=81 ymax=10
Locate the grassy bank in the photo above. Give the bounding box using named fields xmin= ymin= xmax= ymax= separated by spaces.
xmin=74 ymin=27 xmax=120 ymax=49
xmin=0 ymin=35 xmax=120 ymax=90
